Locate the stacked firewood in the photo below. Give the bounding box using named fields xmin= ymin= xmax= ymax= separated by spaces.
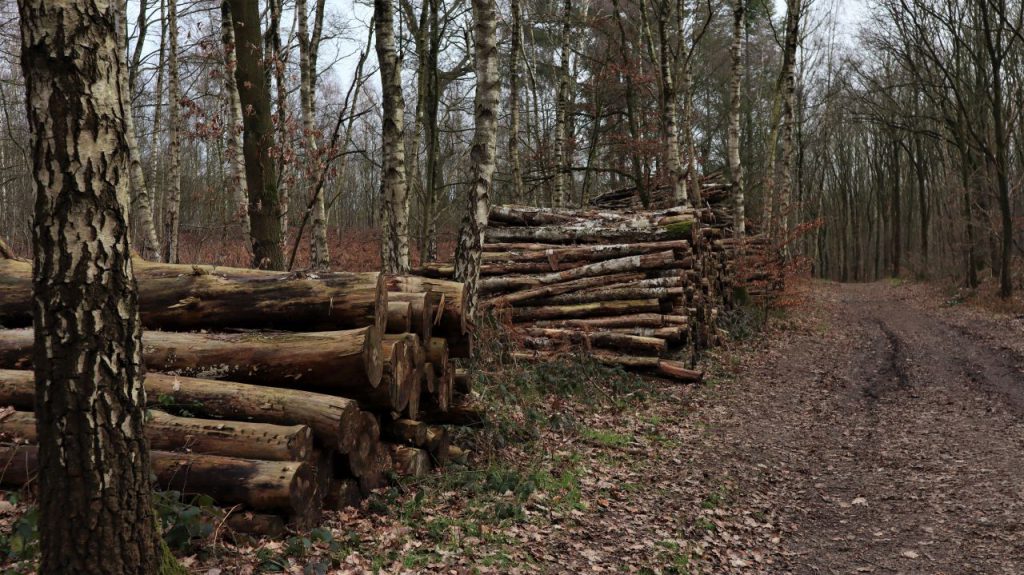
xmin=415 ymin=205 xmax=715 ymax=381
xmin=0 ymin=256 xmax=474 ymax=536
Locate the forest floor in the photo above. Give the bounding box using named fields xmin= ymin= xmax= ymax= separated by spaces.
xmin=3 ymin=279 xmax=1023 ymax=574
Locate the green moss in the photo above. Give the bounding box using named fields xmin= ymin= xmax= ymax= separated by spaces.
xmin=663 ymin=221 xmax=694 ymax=239
xmin=159 ymin=540 xmax=187 ymax=575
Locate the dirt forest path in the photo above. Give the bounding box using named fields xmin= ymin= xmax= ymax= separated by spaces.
xmin=674 ymin=280 xmax=1024 ymax=574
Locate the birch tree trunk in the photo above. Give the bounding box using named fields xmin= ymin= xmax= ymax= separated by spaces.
xmin=228 ymin=0 xmax=285 ymax=269
xmin=553 ymin=0 xmax=571 ymax=208
xmin=728 ymin=0 xmax=746 ymax=234
xmin=454 ymin=0 xmax=498 ymax=318
xmin=163 ymin=0 xmax=183 ymax=264
xmin=298 ymin=0 xmax=330 ymax=270
xmin=266 ymin=0 xmax=290 ymax=239
xmin=508 ymin=0 xmax=524 ymax=202
xmin=375 ymin=0 xmax=410 ymax=274
xmin=17 ymin=0 xmax=165 ymax=571
xmin=776 ymin=0 xmax=801 ymax=249
xmin=220 ymin=0 xmax=251 ymax=240
xmin=121 ymin=1 xmax=161 ymax=261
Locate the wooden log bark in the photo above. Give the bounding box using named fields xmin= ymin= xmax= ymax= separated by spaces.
xmin=532 ymin=313 xmax=688 ymax=329
xmin=656 ymin=360 xmax=704 ymax=382
xmin=0 ymin=327 xmax=385 ymax=399
xmin=426 ymin=338 xmax=448 ymax=374
xmin=0 ymin=257 xmax=387 ymax=332
xmin=424 ymin=426 xmax=450 ymax=464
xmin=521 ymin=328 xmax=667 ymax=355
xmin=382 ymin=418 xmax=428 ymax=446
xmin=0 ymin=444 xmax=316 ymax=516
xmin=530 ymin=287 xmax=684 ymax=306
xmin=481 ymin=239 xmax=690 ymax=264
xmin=487 ymin=272 xmax=644 ymax=305
xmin=387 ymin=292 xmax=439 ymax=341
xmin=386 ymin=275 xmax=467 ymax=336
xmin=389 ymin=445 xmax=431 ymax=477
xmin=380 ymin=337 xmax=410 ymax=414
xmin=479 ymin=251 xmax=677 ymax=295
xmin=484 ymin=220 xmax=694 ymax=245
xmin=386 ymin=301 xmax=412 ymax=334
xmin=512 ymin=299 xmax=661 ymax=322
xmin=0 ymin=369 xmax=363 ymax=454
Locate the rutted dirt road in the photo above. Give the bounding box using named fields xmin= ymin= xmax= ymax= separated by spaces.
xmin=686 ymin=281 xmax=1024 ymax=574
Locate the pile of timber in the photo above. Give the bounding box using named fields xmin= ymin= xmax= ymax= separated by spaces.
xmin=0 ymin=255 xmax=475 ymax=536
xmin=589 ymin=171 xmax=732 ymax=211
xmin=415 ymin=205 xmax=716 ymax=380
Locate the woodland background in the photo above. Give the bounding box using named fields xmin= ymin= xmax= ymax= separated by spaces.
xmin=0 ymin=0 xmax=1021 ymax=293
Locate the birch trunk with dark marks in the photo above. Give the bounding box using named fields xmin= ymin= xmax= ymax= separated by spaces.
xmin=655 ymin=2 xmax=685 ymax=205
xmin=228 ymin=0 xmax=285 ymax=269
xmin=508 ymin=0 xmax=524 ymax=202
xmin=728 ymin=0 xmax=745 ymax=234
xmin=553 ymin=0 xmax=571 ymax=208
xmin=266 ymin=0 xmax=290 ymax=239
xmin=220 ymin=1 xmax=251 ymax=240
xmin=122 ymin=1 xmax=160 ymax=261
xmin=422 ymin=0 xmax=441 ymax=261
xmin=298 ymin=0 xmax=329 ymax=270
xmin=375 ymin=0 xmax=410 ymax=273
xmin=163 ymin=0 xmax=182 ymax=263
xmin=454 ymin=0 xmax=498 ymax=318
xmin=17 ymin=0 xmax=164 ymax=571
xmin=777 ymin=0 xmax=801 ymax=250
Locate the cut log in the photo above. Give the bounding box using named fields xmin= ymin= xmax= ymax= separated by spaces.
xmin=487 ymin=273 xmax=645 ymax=305
xmin=481 ymin=239 xmax=691 ymax=265
xmin=225 ymin=511 xmax=287 ymax=538
xmin=389 ymin=445 xmax=431 ymax=477
xmin=0 ymin=369 xmax=363 ymax=454
xmin=0 ymin=444 xmax=316 ymax=516
xmin=484 ymin=220 xmax=694 ymax=245
xmin=480 ymin=251 xmax=677 ymax=295
xmin=405 ymin=372 xmax=421 ymax=420
xmin=386 ymin=301 xmax=413 ymax=334
xmin=426 ymin=338 xmax=448 ymax=374
xmin=0 ymin=257 xmax=387 ymax=332
xmin=422 ymin=362 xmax=436 ymax=394
xmin=656 ymin=360 xmax=704 ymax=383
xmin=531 ymin=287 xmax=684 ymax=306
xmin=382 ymin=418 xmax=429 ymax=446
xmin=453 ymin=369 xmax=471 ymax=395
xmin=512 ymin=299 xmax=661 ymax=322
xmin=380 ymin=337 xmax=410 ymax=413
xmin=146 ymin=410 xmax=314 ymax=461
xmin=424 ymin=426 xmax=450 ymax=464
xmin=0 ymin=327 xmax=384 ymax=399
xmin=521 ymin=328 xmax=667 ymax=355
xmin=487 ymin=205 xmax=579 ymax=225
xmin=532 ymin=313 xmax=688 ymax=329
xmin=387 ymin=292 xmax=439 ymax=341
xmin=386 ymin=275 xmax=467 ymax=337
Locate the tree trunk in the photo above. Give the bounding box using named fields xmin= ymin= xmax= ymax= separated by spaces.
xmin=121 ymin=2 xmax=161 ymax=261
xmin=375 ymin=0 xmax=411 ymax=274
xmin=220 ymin=1 xmax=252 ymax=240
xmin=777 ymin=0 xmax=801 ymax=252
xmin=227 ymin=0 xmax=285 ymax=270
xmin=454 ymin=0 xmax=499 ymax=318
xmin=297 ymin=0 xmax=330 ymax=271
xmin=17 ymin=0 xmax=163 ymax=570
xmin=553 ymin=0 xmax=572 ymax=207
xmin=163 ymin=0 xmax=183 ymax=264
xmin=728 ymin=0 xmax=746 ymax=235
xmin=508 ymin=0 xmax=524 ymax=203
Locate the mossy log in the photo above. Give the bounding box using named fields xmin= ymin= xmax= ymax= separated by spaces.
xmin=0 ymin=369 xmax=363 ymax=454
xmin=0 ymin=257 xmax=386 ymax=332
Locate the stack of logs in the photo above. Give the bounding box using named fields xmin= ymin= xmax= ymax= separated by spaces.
xmin=415 ymin=205 xmax=716 ymax=380
xmin=0 ymin=255 xmax=474 ymax=536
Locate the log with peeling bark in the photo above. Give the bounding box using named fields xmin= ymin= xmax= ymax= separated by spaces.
xmin=480 ymin=251 xmax=678 ymax=295
xmin=529 ymin=286 xmax=684 ymax=307
xmin=0 ymin=257 xmax=387 ymax=332
xmin=0 ymin=327 xmax=386 ymax=403
xmin=488 ymin=273 xmax=645 ymax=306
xmin=0 ymin=444 xmax=316 ymax=518
xmin=389 ymin=445 xmax=431 ymax=477
xmin=512 ymin=299 xmax=662 ymax=322
xmin=0 ymin=368 xmax=364 ymax=454
xmin=522 ymin=328 xmax=667 ymax=355
xmin=484 ymin=220 xmax=694 ymax=245
xmin=481 ymin=240 xmax=690 ymax=265
xmin=532 ymin=313 xmax=688 ymax=329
